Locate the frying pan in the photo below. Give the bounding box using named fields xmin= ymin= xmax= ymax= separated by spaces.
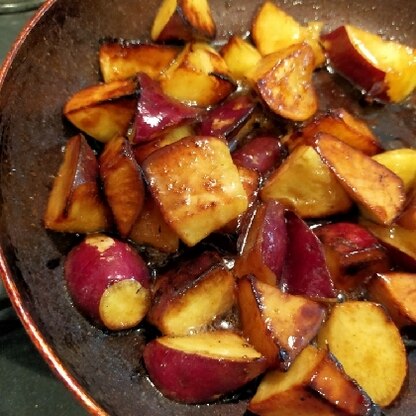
xmin=0 ymin=0 xmax=415 ymax=414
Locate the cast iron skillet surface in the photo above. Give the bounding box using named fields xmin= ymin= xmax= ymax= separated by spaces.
xmin=0 ymin=0 xmax=415 ymax=414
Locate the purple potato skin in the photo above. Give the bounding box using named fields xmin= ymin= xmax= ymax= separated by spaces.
xmin=143 ymin=338 xmax=267 ymax=404
xmin=281 ymin=211 xmax=336 ymax=299
xmin=260 ymin=200 xmax=287 ymax=279
xmin=133 ymin=73 xmax=199 ymax=143
xmin=64 ymin=234 xmax=150 ymax=325
xmin=198 ymin=94 xmax=255 ymax=138
xmin=232 ymin=136 xmax=283 ymax=174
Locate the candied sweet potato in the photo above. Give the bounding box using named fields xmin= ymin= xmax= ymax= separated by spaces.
xmin=248 ymin=345 xmax=336 ymax=416
xmin=260 ymin=144 xmax=352 ymax=218
xmin=237 ymin=275 xmax=326 ymax=369
xmin=368 ymin=272 xmax=416 ymax=328
xmin=142 ymin=135 xmax=248 ymax=247
xmin=160 ymin=42 xmax=235 ymax=106
xmin=251 ymin=1 xmax=325 ymax=66
xmin=143 ymin=330 xmax=267 ymax=404
xmin=321 ymin=25 xmax=416 ymax=103
xmin=281 ymin=210 xmax=336 ymax=299
xmin=220 ymin=35 xmax=262 ymax=80
xmin=314 ymin=133 xmax=406 ymax=225
xmin=65 ymin=234 xmax=151 ymax=330
xmin=99 ymin=41 xmax=180 ymax=82
xmin=317 ymin=301 xmax=407 ymax=407
xmin=249 ymin=42 xmax=318 ymax=121
xmin=151 ymin=0 xmax=216 ymax=42
xmin=44 ymin=134 xmax=110 ymax=233
xmin=63 ymin=78 xmax=137 ymax=143
xmin=133 ymin=72 xmax=199 ymax=143
xmin=148 ymin=263 xmax=235 ymax=335
xmin=314 ymin=222 xmax=390 ymax=292
xmin=99 ymin=136 xmax=145 ymax=237
xmin=234 ymin=200 xmax=287 ymax=286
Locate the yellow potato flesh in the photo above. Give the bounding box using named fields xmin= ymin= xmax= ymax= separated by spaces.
xmin=317 ymin=301 xmax=407 ymax=407
xmin=158 ymin=331 xmax=262 ymax=359
xmin=260 ymin=145 xmax=352 ymax=218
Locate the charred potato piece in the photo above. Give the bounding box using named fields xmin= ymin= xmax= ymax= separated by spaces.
xmin=160 ymin=42 xmax=236 ymax=106
xmin=249 ymin=42 xmax=318 ymax=121
xmin=151 ymin=0 xmax=216 ymax=42
xmin=99 ymin=41 xmax=180 ymax=82
xmin=63 ymin=78 xmax=137 ymax=143
xmin=314 ymin=133 xmax=406 ymax=225
xmin=99 ymin=136 xmax=145 ymax=237
xmin=237 ymin=275 xmax=326 ymax=370
xmin=44 ymin=134 xmax=110 ymax=233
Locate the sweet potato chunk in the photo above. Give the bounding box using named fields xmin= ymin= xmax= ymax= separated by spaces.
xmin=397 ymin=186 xmax=416 ymax=229
xmin=372 ymin=148 xmax=416 ymax=192
xmin=63 ymin=79 xmax=137 ymax=143
xmin=65 ymin=234 xmax=151 ymax=330
xmin=321 ymin=25 xmax=416 ymax=103
xmin=133 ymin=124 xmax=194 ymax=164
xmin=251 ymin=1 xmax=325 ymax=66
xmin=44 ymin=134 xmax=110 ymax=233
xmin=310 ymin=351 xmax=377 ymax=416
xmin=99 ymin=136 xmax=145 ymax=237
xmin=281 ymin=211 xmax=336 ymax=299
xmin=99 ymin=41 xmax=180 ymax=82
xmin=368 ymin=272 xmax=416 ymax=328
xmin=389 ymin=150 xmax=416 ymax=232
xmin=129 ymin=196 xmax=180 ymax=254
xmin=160 ymin=42 xmax=235 ymax=106
xmin=260 ymin=145 xmax=352 ymax=218
xmin=148 ymin=263 xmax=235 ymax=336
xmin=317 ymin=301 xmax=407 ymax=407
xmin=293 ymin=108 xmax=383 ymax=156
xmin=234 ymin=200 xmax=287 ymax=286
xmin=361 ymin=218 xmax=416 ymax=270
xmin=220 ymin=35 xmax=262 ymax=80
xmin=314 ymin=133 xmax=406 ymax=225
xmin=232 ymin=135 xmax=283 ymax=175
xmin=142 ymin=135 xmax=248 ymax=246
xmin=314 ymin=222 xmax=390 ymax=292
xmin=249 ymin=42 xmax=318 ymax=121
xmin=133 ymin=73 xmax=199 ymax=143
xmin=151 ymin=0 xmax=216 ymax=42
xmin=198 ymin=94 xmax=256 ymax=140
xmin=249 ymin=345 xmax=336 ymax=416
xmin=143 ymin=330 xmax=267 ymax=404
xmin=237 ymin=275 xmax=326 ymax=369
